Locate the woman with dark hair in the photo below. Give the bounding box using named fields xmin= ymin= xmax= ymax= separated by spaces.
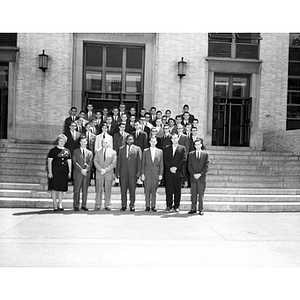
xmin=47 ymin=134 xmax=72 ymax=211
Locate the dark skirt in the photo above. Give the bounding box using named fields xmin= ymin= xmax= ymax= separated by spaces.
xmin=48 ymin=164 xmax=69 ymax=192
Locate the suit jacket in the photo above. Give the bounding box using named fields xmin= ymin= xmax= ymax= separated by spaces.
xmin=94 ymin=119 xmax=103 ymax=135
xmin=94 ymin=147 xmax=117 ymax=180
xmin=188 ymin=150 xmax=209 ymax=183
xmin=169 ymin=125 xmax=178 ymax=135
xmin=142 ymin=147 xmax=164 ymax=182
xmin=189 ymin=135 xmax=198 ymax=152
xmin=84 ymin=112 xmax=96 ymax=122
xmin=65 ymin=130 xmax=81 ymax=154
xmin=94 ymin=132 xmax=113 ymax=151
xmin=157 ymin=135 xmax=172 ymax=150
xmin=107 ymin=123 xmax=118 ymax=136
xmin=72 ymin=147 xmax=93 ymax=179
xmin=85 ymin=131 xmax=96 ymax=153
xmin=163 ymin=144 xmax=187 ymax=178
xmin=178 ymin=133 xmax=190 ymax=153
xmin=140 ymin=125 xmax=150 ymax=138
xmin=132 ymin=130 xmax=148 ymax=152
xmin=113 ymin=131 xmax=129 ymax=154
xmin=116 ymin=144 xmax=142 ymax=178
xmin=64 ymin=116 xmax=78 ymax=134
xmin=111 ymin=115 xmax=122 ymax=127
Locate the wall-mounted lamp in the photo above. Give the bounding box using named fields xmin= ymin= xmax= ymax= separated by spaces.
xmin=39 ymin=50 xmax=48 ymax=72
xmin=178 ymin=57 xmax=187 ymax=78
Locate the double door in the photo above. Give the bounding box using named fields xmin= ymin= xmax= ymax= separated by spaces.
xmin=0 ymin=65 xmax=8 ymax=139
xmin=212 ymin=75 xmax=251 ymax=146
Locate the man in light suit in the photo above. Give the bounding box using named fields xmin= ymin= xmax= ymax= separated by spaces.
xmin=116 ymin=135 xmax=142 ymax=211
xmin=72 ymin=136 xmax=93 ymax=211
xmin=94 ymin=124 xmax=113 ymax=151
xmin=187 ymin=138 xmax=209 ymax=215
xmin=94 ymin=138 xmax=117 ymax=211
xmin=141 ymin=137 xmax=164 ymax=212
xmin=163 ymin=133 xmax=187 ymax=212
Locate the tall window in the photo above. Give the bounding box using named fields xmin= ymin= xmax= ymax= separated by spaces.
xmin=287 ymin=33 xmax=300 ymax=130
xmin=84 ymin=43 xmax=144 ymax=111
xmin=208 ymin=33 xmax=261 ymax=60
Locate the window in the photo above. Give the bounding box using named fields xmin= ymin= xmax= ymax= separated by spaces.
xmin=287 ymin=33 xmax=300 ymax=130
xmin=83 ymin=43 xmax=144 ymax=111
xmin=208 ymin=33 xmax=261 ymax=59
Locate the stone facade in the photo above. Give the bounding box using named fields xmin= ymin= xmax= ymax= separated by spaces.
xmin=4 ymin=32 xmax=300 ymax=154
xmin=14 ymin=33 xmax=73 ymax=141
xmin=154 ymin=33 xmax=208 ymax=138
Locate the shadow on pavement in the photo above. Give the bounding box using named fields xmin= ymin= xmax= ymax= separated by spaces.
xmin=12 ymin=209 xmax=196 ymax=218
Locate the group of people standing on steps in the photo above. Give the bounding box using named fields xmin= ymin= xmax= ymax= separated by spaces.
xmin=47 ymin=103 xmax=209 ymax=215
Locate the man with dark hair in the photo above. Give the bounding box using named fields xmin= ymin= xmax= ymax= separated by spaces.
xmin=116 ymin=135 xmax=142 ymax=211
xmin=181 ymin=104 xmax=194 ymax=123
xmin=63 ymin=107 xmax=78 ymax=134
xmin=85 ymin=103 xmax=96 ymax=122
xmin=150 ymin=106 xmax=157 ymax=124
xmin=132 ymin=120 xmax=148 ymax=152
xmin=141 ymin=136 xmax=164 ymax=212
xmin=111 ymin=106 xmax=122 ymax=126
xmin=144 ymin=112 xmax=153 ymax=129
xmin=72 ymin=136 xmax=93 ymax=211
xmin=163 ymin=133 xmax=187 ymax=212
xmin=188 ymin=138 xmax=209 ymax=215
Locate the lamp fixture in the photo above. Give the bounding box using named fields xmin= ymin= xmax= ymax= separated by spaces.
xmin=178 ymin=57 xmax=187 ymax=78
xmin=39 ymin=50 xmax=48 ymax=72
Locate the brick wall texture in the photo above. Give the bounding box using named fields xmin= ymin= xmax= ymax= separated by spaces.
xmin=154 ymin=33 xmax=208 ymax=138
xmin=259 ymin=33 xmax=289 ymax=132
xmin=15 ymin=33 xmax=73 ymax=141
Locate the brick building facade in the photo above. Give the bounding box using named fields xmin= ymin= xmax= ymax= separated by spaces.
xmin=0 ymin=32 xmax=299 ymax=154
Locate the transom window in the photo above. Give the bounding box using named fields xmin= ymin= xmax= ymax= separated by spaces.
xmin=208 ymin=33 xmax=261 ymax=60
xmin=287 ymin=33 xmax=300 ymax=130
xmin=83 ymin=43 xmax=144 ymax=111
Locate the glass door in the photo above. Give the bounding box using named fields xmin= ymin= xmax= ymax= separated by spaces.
xmin=212 ymin=74 xmax=251 ymax=146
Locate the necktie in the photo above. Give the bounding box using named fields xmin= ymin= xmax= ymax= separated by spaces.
xmin=197 ymin=151 xmax=200 ymax=159
xmin=72 ymin=131 xmax=76 ymax=140
xmin=104 ymin=149 xmax=106 ymax=161
xmin=103 ymin=133 xmax=106 ymax=139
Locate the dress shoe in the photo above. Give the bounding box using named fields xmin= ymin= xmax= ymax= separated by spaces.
xmin=114 ymin=183 xmax=119 ymax=187
xmin=199 ymin=210 xmax=204 ymax=215
xmin=74 ymin=208 xmax=79 ymax=211
xmin=151 ymin=207 xmax=157 ymax=212
xmin=165 ymin=207 xmax=171 ymax=212
xmin=145 ymin=207 xmax=150 ymax=212
xmin=174 ymin=208 xmax=180 ymax=212
xmin=120 ymin=207 xmax=126 ymax=211
xmin=130 ymin=207 xmax=135 ymax=212
xmin=53 ymin=208 xmax=58 ymax=212
xmin=188 ymin=210 xmax=197 ymax=214
xmin=137 ymin=183 xmax=143 ymax=188
xmin=82 ymin=207 xmax=89 ymax=211
xmin=105 ymin=207 xmax=111 ymax=211
xmin=94 ymin=207 xmax=100 ymax=211
xmin=58 ymin=207 xmax=64 ymax=211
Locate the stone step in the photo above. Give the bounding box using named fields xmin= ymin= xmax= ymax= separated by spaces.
xmin=206 ymin=148 xmax=294 ymax=156
xmin=1 ymin=189 xmax=300 ymax=203
xmin=0 ymin=176 xmax=47 ymax=184
xmin=0 ymin=197 xmax=299 ymax=212
xmin=207 ymin=181 xmax=300 ymax=188
xmin=0 ymin=182 xmax=45 ymax=190
xmin=0 ymin=164 xmax=47 ymax=171
xmin=209 ymin=164 xmax=300 ymax=171
xmin=209 ymin=169 xmax=300 ymax=176
xmin=0 ymin=152 xmax=47 ymax=159
xmin=0 ymin=157 xmax=46 ymax=165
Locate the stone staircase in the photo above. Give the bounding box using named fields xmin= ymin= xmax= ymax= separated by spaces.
xmin=1 ymin=140 xmax=300 ymax=212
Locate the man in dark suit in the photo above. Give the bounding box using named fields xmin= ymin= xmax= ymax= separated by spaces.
xmin=163 ymin=133 xmax=187 ymax=212
xmin=84 ymin=103 xmax=96 ymax=122
xmin=72 ymin=136 xmax=93 ymax=211
xmin=106 ymin=115 xmax=118 ymax=136
xmin=63 ymin=107 xmax=78 ymax=134
xmin=111 ymin=106 xmax=122 ymax=127
xmin=188 ymin=138 xmax=209 ymax=215
xmin=141 ymin=137 xmax=164 ymax=212
xmin=116 ymin=135 xmax=142 ymax=211
xmin=139 ymin=115 xmax=151 ymax=138
xmin=132 ymin=120 xmax=148 ymax=152
xmin=181 ymin=104 xmax=195 ymax=123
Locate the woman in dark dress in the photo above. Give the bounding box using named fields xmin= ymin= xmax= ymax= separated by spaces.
xmin=47 ymin=134 xmax=72 ymax=211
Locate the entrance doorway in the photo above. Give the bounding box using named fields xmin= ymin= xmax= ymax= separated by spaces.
xmin=0 ymin=64 xmax=8 ymax=139
xmin=212 ymin=74 xmax=251 ymax=146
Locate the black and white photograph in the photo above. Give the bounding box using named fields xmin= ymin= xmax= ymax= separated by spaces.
xmin=0 ymin=1 xmax=299 ymax=300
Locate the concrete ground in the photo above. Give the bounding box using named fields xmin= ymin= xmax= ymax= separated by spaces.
xmin=0 ymin=208 xmax=300 ymax=268
xmin=1 ymin=208 xmax=300 ymax=300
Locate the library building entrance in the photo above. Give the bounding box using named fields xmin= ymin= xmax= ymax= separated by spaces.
xmin=83 ymin=43 xmax=144 ymax=112
xmin=212 ymin=74 xmax=252 ymax=147
xmin=0 ymin=64 xmax=8 ymax=139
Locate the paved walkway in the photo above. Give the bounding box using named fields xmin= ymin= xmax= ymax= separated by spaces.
xmin=1 ymin=208 xmax=300 ymax=267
